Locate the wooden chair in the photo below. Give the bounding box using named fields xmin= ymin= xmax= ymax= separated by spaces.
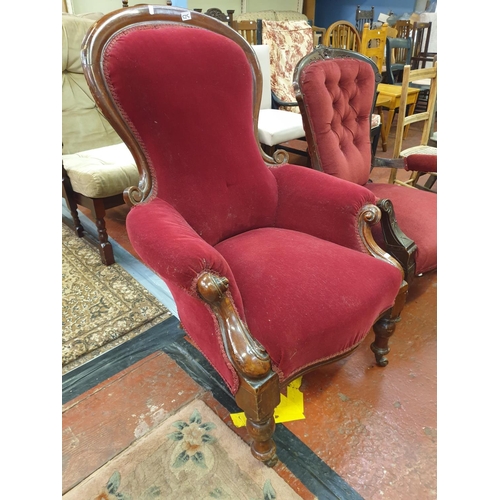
xmin=384 ymin=36 xmax=412 ymax=85
xmin=359 ymin=22 xmax=388 ymax=74
xmin=311 ymin=24 xmax=327 ymax=45
xmin=411 ymin=22 xmax=435 ymax=69
xmin=355 ymin=5 xmax=374 ymax=32
xmin=389 ymin=62 xmax=437 ymax=190
xmin=324 ymin=20 xmax=360 ymax=51
xmin=231 ymin=20 xmax=259 ymax=44
xmin=394 ymin=19 xmax=412 ymax=39
xmin=82 ymin=6 xmax=408 ymax=467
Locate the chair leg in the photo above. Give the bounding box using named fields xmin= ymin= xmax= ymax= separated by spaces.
xmin=382 ymin=108 xmax=396 ymax=152
xmin=90 ymin=199 xmax=115 ymax=266
xmin=62 ymin=166 xmax=84 ymax=238
xmin=235 ymin=372 xmax=281 ymax=467
xmin=370 ymin=124 xmax=381 ymax=157
xmin=371 ymin=280 xmax=408 ymax=366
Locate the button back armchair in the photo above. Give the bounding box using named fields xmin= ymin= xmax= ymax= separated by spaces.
xmin=82 ymin=6 xmax=407 ymax=467
xmin=293 ymin=47 xmax=437 ymax=283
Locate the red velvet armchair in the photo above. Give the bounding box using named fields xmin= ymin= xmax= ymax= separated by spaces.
xmin=293 ymin=47 xmax=437 ymax=283
xmin=82 ymin=7 xmax=407 ymax=467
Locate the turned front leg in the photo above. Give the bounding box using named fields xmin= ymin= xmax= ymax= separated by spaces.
xmin=235 ymin=373 xmax=281 ymax=467
xmin=197 ymin=273 xmax=281 ymax=466
xmin=246 ymin=414 xmax=277 ymax=466
xmin=371 ymin=280 xmax=408 ymax=367
xmin=91 ymin=200 xmax=115 ymax=266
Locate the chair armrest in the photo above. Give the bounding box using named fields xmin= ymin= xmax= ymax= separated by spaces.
xmin=372 ymin=155 xmax=437 ymax=173
xmin=372 ymin=156 xmax=406 ymax=170
xmin=126 ymin=198 xmax=274 ymax=391
xmin=271 ymin=164 xmax=384 ymax=254
xmin=271 ymin=91 xmax=299 ymax=109
xmin=126 ymin=198 xmax=233 ymax=292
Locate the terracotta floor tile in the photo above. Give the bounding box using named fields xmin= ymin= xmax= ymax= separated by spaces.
xmin=62 ymin=351 xmax=205 ymax=493
xmin=283 ymin=272 xmax=437 ymax=499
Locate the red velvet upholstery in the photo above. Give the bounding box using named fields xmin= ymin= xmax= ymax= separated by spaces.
xmin=405 ymin=154 xmax=437 ymax=173
xmin=296 ymin=56 xmax=437 ymax=276
xmin=215 ymin=227 xmax=402 ymax=382
xmin=297 ymin=59 xmax=374 ymax=185
xmin=88 ymin=15 xmax=404 ymax=395
xmin=104 ymin=26 xmax=278 ymax=246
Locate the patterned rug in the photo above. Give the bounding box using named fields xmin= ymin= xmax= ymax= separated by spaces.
xmin=62 ymin=222 xmax=172 ymax=374
xmin=63 ymin=399 xmax=303 ymax=499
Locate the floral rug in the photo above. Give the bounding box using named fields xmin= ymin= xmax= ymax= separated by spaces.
xmin=62 ymin=222 xmax=172 ymax=373
xmin=62 ymin=400 xmax=303 ymax=499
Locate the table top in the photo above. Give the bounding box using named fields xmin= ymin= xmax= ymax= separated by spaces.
xmin=377 ymin=83 xmax=421 ymax=97
xmin=375 ymin=94 xmax=392 ymax=107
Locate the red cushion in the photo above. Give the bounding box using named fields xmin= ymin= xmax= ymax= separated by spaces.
xmin=215 ymin=227 xmax=402 ymax=382
xmin=367 ymin=183 xmax=437 ymax=275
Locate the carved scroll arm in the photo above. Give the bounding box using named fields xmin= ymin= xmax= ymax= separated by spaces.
xmin=197 ymin=272 xmax=272 ymax=380
xmin=358 ymin=203 xmax=405 ymax=278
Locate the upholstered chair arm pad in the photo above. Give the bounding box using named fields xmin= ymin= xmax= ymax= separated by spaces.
xmin=126 ymin=198 xmax=235 ymax=293
xmin=404 ymin=154 xmax=437 ymax=173
xmin=126 ymin=197 xmax=256 ymax=394
xmin=271 ymin=164 xmax=379 ymax=252
xmin=372 ymin=155 xmax=437 ymax=173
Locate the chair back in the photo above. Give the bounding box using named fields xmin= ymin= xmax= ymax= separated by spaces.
xmin=393 ymin=62 xmax=438 ymax=158
xmin=411 ymin=22 xmax=433 ymax=69
xmin=355 ymin=4 xmax=374 ymax=32
xmin=231 ymin=20 xmax=259 ymax=44
xmin=252 ymin=45 xmax=272 ymax=109
xmin=293 ymin=47 xmax=381 ymax=184
xmin=324 ymin=20 xmax=360 ymax=50
xmin=62 ymin=13 xmax=122 ymax=154
xmin=384 ymin=36 xmax=412 ymax=84
xmin=82 ymin=7 xmax=280 ymax=246
xmin=259 ymin=19 xmax=314 ymax=112
xmin=359 ymin=22 xmax=388 ymax=74
xmin=394 ymin=19 xmax=412 ymax=39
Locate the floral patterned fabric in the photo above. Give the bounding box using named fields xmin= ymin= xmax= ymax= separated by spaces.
xmin=261 ymin=20 xmax=313 ymax=113
xmin=62 ymin=401 xmax=303 ymax=499
xmin=234 ymin=8 xmax=306 ymax=22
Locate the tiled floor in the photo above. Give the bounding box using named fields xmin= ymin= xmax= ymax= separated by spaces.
xmin=62 ymin=118 xmax=437 ymax=499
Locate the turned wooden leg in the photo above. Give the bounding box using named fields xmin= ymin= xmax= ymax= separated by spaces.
xmin=235 ymin=372 xmax=281 ymax=467
xmin=90 ymin=200 xmax=115 ymax=266
xmin=382 ymin=108 xmax=396 ymax=152
xmin=62 ymin=164 xmax=84 ymax=238
xmin=246 ymin=414 xmax=278 ymax=467
xmin=371 ymin=280 xmax=408 ymax=367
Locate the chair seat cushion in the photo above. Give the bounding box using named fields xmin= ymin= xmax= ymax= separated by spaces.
xmin=367 ymin=183 xmax=437 ymax=275
xmin=258 ymin=109 xmax=305 ymax=146
xmin=215 ymin=227 xmax=402 ymax=382
xmin=62 ymin=142 xmax=139 ymax=198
